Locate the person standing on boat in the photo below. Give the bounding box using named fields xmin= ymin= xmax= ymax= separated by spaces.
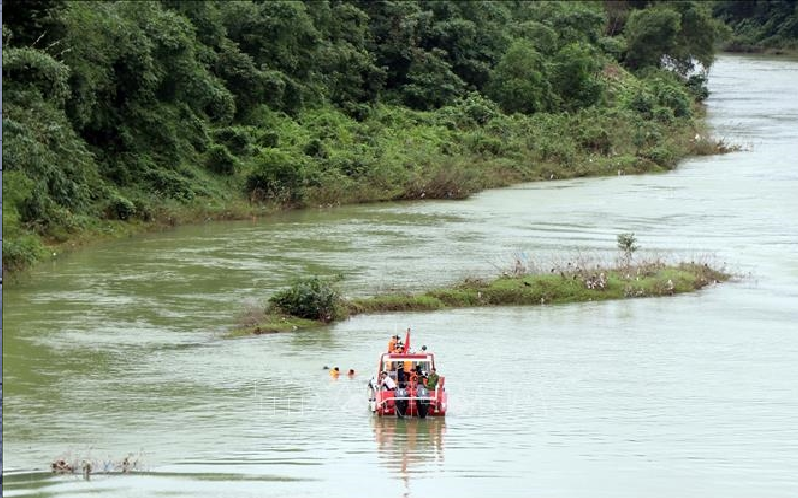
xmin=397 ymin=364 xmax=407 ymax=388
xmin=426 ymin=368 xmax=440 ymax=390
xmin=380 ymin=371 xmax=396 ymax=391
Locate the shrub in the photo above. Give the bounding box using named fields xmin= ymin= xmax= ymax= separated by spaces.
xmin=245 ymin=149 xmax=306 ymax=203
xmin=633 ymin=122 xmax=663 ymax=148
xmin=212 ymin=126 xmax=251 ymax=156
xmin=597 ymin=35 xmax=625 ymax=58
xmin=466 ymin=132 xmax=504 ymax=157
xmin=206 ymin=144 xmax=238 ymax=175
xmin=578 ymin=125 xmax=612 ymax=154
xmin=258 ymin=131 xmax=280 ymax=148
xmin=655 ymin=82 xmax=691 ymax=117
xmin=652 ymin=106 xmax=675 ymax=123
xmin=440 ymin=93 xmax=502 ymax=129
xmin=627 ymin=88 xmax=656 ymax=117
xmin=641 ymin=145 xmax=676 ymax=167
xmin=144 ymin=169 xmax=195 ymax=201
xmin=303 ymin=138 xmax=328 ymax=158
xmin=268 ymin=277 xmax=344 ymax=322
xmin=106 ymin=193 xmax=136 ymax=220
xmin=617 ymin=233 xmax=638 ymax=266
xmin=2 ymin=235 xmax=46 ymax=273
xmin=685 ymin=74 xmax=709 ymax=102
xmin=131 ymin=197 xmax=154 ymax=221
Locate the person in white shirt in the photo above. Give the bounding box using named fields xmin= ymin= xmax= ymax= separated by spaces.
xmin=380 ymin=371 xmax=396 ymax=391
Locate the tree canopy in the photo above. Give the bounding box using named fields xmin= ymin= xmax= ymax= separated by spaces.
xmin=3 ymin=0 xmax=724 ymax=273
xmin=713 ymin=0 xmax=798 ymax=51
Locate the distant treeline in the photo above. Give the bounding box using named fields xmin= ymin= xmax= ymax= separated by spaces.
xmin=713 ymin=0 xmax=798 ymax=52
xmin=3 ymin=1 xmax=723 ymax=273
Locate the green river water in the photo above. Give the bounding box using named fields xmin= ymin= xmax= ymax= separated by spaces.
xmin=2 ymin=54 xmax=798 ymax=497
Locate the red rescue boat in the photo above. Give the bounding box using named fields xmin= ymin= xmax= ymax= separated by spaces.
xmin=368 ymin=328 xmax=447 ymax=418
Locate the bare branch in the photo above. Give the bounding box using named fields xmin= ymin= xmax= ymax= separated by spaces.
xmin=32 ymin=30 xmax=48 ymax=48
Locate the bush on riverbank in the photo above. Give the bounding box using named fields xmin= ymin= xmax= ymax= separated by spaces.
xmin=267 ymin=276 xmax=347 ymax=323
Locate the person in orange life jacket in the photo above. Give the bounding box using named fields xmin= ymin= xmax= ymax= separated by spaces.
xmin=408 ymin=369 xmax=419 ymax=387
xmin=388 ymin=335 xmax=402 ymax=352
xmin=329 ymin=367 xmax=340 ymax=378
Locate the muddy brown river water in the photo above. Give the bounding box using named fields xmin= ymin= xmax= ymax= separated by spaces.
xmin=3 ymin=54 xmax=798 ymax=497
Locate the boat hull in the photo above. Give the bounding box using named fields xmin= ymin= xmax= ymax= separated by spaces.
xmin=371 ymin=390 xmax=447 ymax=417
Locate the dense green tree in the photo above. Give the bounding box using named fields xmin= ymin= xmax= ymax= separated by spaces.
xmin=624 ymin=7 xmax=682 ymax=70
xmin=551 ymin=42 xmax=603 ymax=111
xmin=2 ymin=0 xmax=728 ymax=273
xmin=665 ymin=1 xmax=716 ymax=72
xmin=402 ymin=48 xmax=466 ymax=109
xmin=422 ymin=1 xmax=513 ymax=90
xmin=1 ymin=0 xmax=68 ymax=47
xmin=487 ymin=39 xmax=555 ymax=114
xmin=310 ymin=2 xmax=385 ymax=110
xmin=3 ymin=44 xmax=103 ymax=233
xmin=624 ymin=2 xmax=716 ymax=73
xmin=355 ymin=0 xmax=430 ymax=91
xmin=713 ymin=0 xmax=798 ymax=50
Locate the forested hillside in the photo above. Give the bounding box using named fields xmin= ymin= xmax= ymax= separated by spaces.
xmin=713 ymin=0 xmax=798 ymax=52
xmin=3 ymin=0 xmax=722 ymax=273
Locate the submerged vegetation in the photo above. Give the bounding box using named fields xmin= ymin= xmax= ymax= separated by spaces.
xmin=3 ymin=0 xmax=734 ymax=275
xmin=234 ymin=235 xmax=732 ymax=336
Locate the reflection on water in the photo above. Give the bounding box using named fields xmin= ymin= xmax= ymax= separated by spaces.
xmin=373 ymin=417 xmax=446 ymax=472
xmin=373 ymin=417 xmax=446 ymax=496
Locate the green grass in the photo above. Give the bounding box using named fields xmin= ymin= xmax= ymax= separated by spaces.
xmin=346 ymin=262 xmax=730 ymax=314
xmin=348 ymin=295 xmax=446 ymax=314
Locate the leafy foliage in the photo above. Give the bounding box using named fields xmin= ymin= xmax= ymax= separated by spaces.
xmin=245 ymin=149 xmax=306 ymax=204
xmin=2 ymin=0 xmax=723 ymax=273
xmin=487 ymin=40 xmax=554 ymax=114
xmin=617 ymin=232 xmax=639 ymax=265
xmin=268 ymin=277 xmax=344 ymax=322
xmin=713 ymin=0 xmax=798 ymax=51
xmin=206 ymin=144 xmax=238 ymax=175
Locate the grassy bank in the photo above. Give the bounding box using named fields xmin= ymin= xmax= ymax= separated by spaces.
xmin=232 ymin=257 xmax=731 ymax=337
xmin=226 ymin=308 xmax=320 ymax=338
xmin=3 ymin=88 xmax=736 ymax=282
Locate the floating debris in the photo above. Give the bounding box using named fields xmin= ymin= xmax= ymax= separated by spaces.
xmin=50 ymin=451 xmax=149 ymax=476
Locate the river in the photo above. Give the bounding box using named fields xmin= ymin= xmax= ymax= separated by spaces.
xmin=3 ymin=54 xmax=798 ymax=497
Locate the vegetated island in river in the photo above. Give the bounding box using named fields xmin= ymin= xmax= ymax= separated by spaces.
xmin=228 ymin=238 xmax=731 ymax=337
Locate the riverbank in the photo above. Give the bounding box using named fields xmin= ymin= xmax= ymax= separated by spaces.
xmin=3 ymin=99 xmax=736 ymax=284
xmin=230 ymin=260 xmax=731 ymax=337
xmin=1 ymin=0 xmax=732 ymax=279
xmin=719 ymin=44 xmax=798 ymax=57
